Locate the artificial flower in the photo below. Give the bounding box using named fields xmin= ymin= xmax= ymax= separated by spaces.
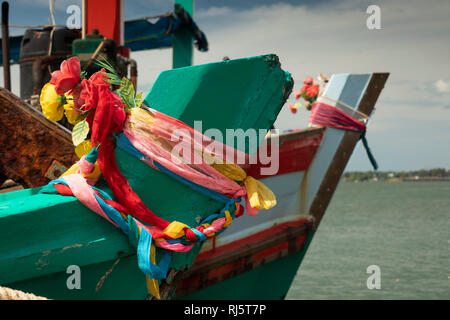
xmin=79 ymin=79 xmax=99 ymax=112
xmin=110 ymin=91 xmax=127 ymax=132
xmin=89 ymin=68 xmax=110 ymax=88
xmin=300 ymin=85 xmax=310 ymax=94
xmin=90 ymin=87 xmax=126 ymax=145
xmin=74 ymin=139 xmax=93 ymax=158
xmin=76 ymin=69 xmax=109 ymax=111
xmin=50 ymin=57 xmax=81 ymax=95
xmin=289 ymin=103 xmax=299 ymax=114
xmin=306 ymin=84 xmax=319 ymax=98
xmin=304 ymin=101 xmax=311 ymax=110
xmin=303 ymin=77 xmax=314 ymax=85
xmin=40 ymin=83 xmax=64 ymax=121
xmin=63 ymin=94 xmax=81 ymax=125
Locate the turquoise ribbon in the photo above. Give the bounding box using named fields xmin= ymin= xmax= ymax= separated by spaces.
xmin=85 ymin=146 xmax=99 ymax=164
xmin=137 ymin=227 xmax=171 ymax=280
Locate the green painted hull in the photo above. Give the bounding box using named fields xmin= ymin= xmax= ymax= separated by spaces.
xmin=6 ymin=231 xmax=314 ymax=300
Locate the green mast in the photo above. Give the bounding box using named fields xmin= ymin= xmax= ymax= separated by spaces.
xmin=172 ymin=0 xmax=194 ymax=69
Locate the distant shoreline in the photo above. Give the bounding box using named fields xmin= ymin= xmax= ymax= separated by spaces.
xmin=343 ymin=169 xmax=450 ymax=182
xmin=343 ymin=177 xmax=450 ymax=182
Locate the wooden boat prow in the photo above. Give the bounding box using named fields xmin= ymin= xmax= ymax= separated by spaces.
xmin=0 ymin=54 xmax=297 ymax=299
xmin=175 ymin=73 xmax=389 ymax=299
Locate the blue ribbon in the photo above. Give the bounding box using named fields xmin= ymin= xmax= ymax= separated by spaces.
xmin=137 ymin=227 xmax=171 ymax=280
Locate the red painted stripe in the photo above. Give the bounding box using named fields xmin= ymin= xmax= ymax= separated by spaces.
xmin=246 ymin=134 xmax=323 ymax=179
xmin=194 ymin=219 xmax=310 ymax=263
xmin=295 ymin=234 xmax=308 ymax=246
xmin=178 ymin=274 xmax=201 ymax=290
xmin=208 ymin=259 xmax=247 ymax=281
xmin=251 ymin=241 xmax=289 ymax=263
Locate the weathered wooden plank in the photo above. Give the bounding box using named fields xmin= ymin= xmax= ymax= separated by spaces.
xmin=0 ymin=87 xmax=77 ymax=188
xmin=308 ymin=73 xmax=389 ymax=228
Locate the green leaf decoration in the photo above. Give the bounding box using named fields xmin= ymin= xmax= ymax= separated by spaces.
xmin=94 ymin=59 xmax=117 ymax=75
xmin=72 ymin=120 xmax=90 ymax=147
xmin=104 ymin=73 xmax=121 ymax=85
xmin=94 ymin=59 xmax=122 ymax=85
xmin=135 ymin=92 xmax=143 ymax=108
xmin=120 ymin=77 xmax=135 ymax=109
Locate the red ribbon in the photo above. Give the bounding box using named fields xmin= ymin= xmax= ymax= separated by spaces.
xmin=309 ymin=101 xmax=366 ymax=132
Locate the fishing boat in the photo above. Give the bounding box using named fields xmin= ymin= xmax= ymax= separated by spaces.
xmin=0 ymin=0 xmax=389 ymax=300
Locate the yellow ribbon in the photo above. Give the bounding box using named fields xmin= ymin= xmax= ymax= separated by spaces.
xmin=212 ymin=162 xmax=277 ymax=210
xmin=243 ymin=176 xmax=277 ymax=210
xmin=162 ymin=221 xmax=189 ymax=239
xmin=60 ymin=162 xmax=102 ymax=180
xmin=145 ymin=244 xmax=161 ymax=300
xmin=134 ymin=224 xmax=160 ymax=300
xmin=61 ymin=140 xmax=101 ymax=180
xmin=223 ymin=210 xmax=233 ymax=228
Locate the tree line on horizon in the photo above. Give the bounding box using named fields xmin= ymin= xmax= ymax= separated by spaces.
xmin=343 ymin=168 xmax=450 ymax=182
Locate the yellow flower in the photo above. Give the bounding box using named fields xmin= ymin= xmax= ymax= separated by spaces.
xmin=40 ymin=83 xmax=64 ymax=121
xmin=63 ymin=94 xmax=81 ymax=125
xmin=74 ymin=139 xmax=92 ymax=158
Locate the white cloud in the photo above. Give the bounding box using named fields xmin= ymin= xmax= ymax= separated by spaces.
xmin=196 ymin=6 xmax=233 ymax=19
xmin=434 ymin=80 xmax=450 ymax=93
xmin=13 ymin=0 xmax=82 ymax=10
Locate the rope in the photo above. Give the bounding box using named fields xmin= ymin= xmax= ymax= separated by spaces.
xmin=0 ymin=286 xmax=48 ymax=300
xmin=48 ymin=0 xmax=56 ymax=26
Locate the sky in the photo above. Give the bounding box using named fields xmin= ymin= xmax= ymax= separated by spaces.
xmin=2 ymin=0 xmax=450 ymax=171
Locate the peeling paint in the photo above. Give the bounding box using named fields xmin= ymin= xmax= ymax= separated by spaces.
xmin=41 ymin=250 xmax=51 ymax=256
xmin=60 ymin=243 xmax=83 ymax=252
xmin=35 ymin=257 xmax=49 ymax=270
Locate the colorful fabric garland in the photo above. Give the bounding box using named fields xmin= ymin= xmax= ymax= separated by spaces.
xmin=40 ymin=149 xmax=242 ymax=299
xmin=39 ymin=107 xmax=273 ymax=299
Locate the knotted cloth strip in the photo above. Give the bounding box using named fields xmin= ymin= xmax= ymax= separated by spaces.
xmin=309 ymin=96 xmax=378 ymax=170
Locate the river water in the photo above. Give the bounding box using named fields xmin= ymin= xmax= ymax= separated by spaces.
xmin=286 ymin=181 xmax=449 ymax=299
